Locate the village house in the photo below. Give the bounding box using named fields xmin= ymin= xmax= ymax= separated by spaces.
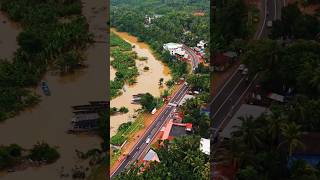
xmin=159 ymin=119 xmax=192 ymax=141
xmin=200 ymin=138 xmax=210 ymax=155
xmin=163 ymin=42 xmax=186 ymax=56
xmin=212 ymin=51 xmax=237 ymax=72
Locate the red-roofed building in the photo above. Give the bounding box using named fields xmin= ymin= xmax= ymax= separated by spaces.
xmin=212 ymin=52 xmax=237 ymax=71
xmin=159 ymin=119 xmax=192 ymax=141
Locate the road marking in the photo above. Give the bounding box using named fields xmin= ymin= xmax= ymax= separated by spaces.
xmin=257 ymin=0 xmax=267 ymax=39
xmin=110 ymin=85 xmax=187 ymax=178
xmin=274 ymin=0 xmax=277 ymax=20
xmin=209 ymin=70 xmax=239 ymax=106
xmin=213 ymin=74 xmax=258 ymax=139
xmin=136 ymin=88 xmax=188 ymax=161
xmin=211 ymin=77 xmax=244 ymax=119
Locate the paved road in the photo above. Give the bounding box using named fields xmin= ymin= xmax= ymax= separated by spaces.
xmin=111 ymin=41 xmax=201 ymax=179
xmin=110 ymin=84 xmax=189 ymax=179
xmin=255 ymin=0 xmax=279 ymax=39
xmin=210 ymin=0 xmax=281 ymax=136
xmin=183 ymin=45 xmax=200 ymax=71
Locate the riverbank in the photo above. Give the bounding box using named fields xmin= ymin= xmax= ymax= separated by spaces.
xmin=110 ymin=28 xmax=171 ymax=137
xmin=0 ymin=0 xmax=106 ymax=179
xmin=110 ymin=83 xmax=181 ymax=172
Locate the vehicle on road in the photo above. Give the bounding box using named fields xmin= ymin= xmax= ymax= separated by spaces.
xmin=267 ymin=20 xmax=272 ymax=28
xmin=146 ymin=136 xmax=151 ymax=144
xmin=41 ymin=81 xmax=51 ymax=96
xmin=238 ymin=64 xmax=245 ymax=71
xmin=168 ymin=102 xmax=177 ymax=107
xmin=151 ymin=108 xmax=157 ymax=115
xmin=242 ymin=68 xmax=248 ymax=75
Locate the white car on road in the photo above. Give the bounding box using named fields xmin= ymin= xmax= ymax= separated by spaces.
xmin=267 ymin=20 xmax=273 ymax=28
xmin=238 ymin=64 xmax=245 ymax=71
xmin=242 ymin=68 xmax=249 ymax=75
xmin=146 ymin=136 xmax=151 ymax=144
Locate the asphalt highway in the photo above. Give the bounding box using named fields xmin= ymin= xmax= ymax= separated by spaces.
xmin=110 ymin=84 xmax=189 ymax=179
xmin=183 ymin=45 xmax=200 ymax=71
xmin=210 ymin=0 xmax=281 ymax=137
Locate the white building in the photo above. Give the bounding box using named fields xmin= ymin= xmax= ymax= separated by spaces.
xmin=178 ymin=94 xmax=195 ymax=106
xmin=145 ymin=14 xmax=163 ymax=27
xmin=197 ymin=40 xmax=207 ymax=50
xmin=143 ymin=149 xmax=160 ymax=162
xmin=163 ymin=43 xmax=185 ymax=56
xmin=200 ymin=138 xmax=210 ymax=155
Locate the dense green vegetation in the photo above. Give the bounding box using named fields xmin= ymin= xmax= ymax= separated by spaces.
xmin=111 ymin=0 xmax=209 ymax=13
xmin=212 ymin=0 xmax=249 ymax=52
xmin=271 ymin=3 xmax=320 ymax=40
xmin=0 ymin=0 xmax=92 ymax=121
xmin=242 ymin=39 xmax=320 ymax=98
xmin=110 ymin=115 xmax=145 ymax=146
xmin=110 ymin=32 xmax=138 ymax=98
xmin=181 ymin=64 xmax=210 ymax=138
xmin=111 ymin=0 xmax=209 ymax=79
xmin=86 ymin=110 xmax=108 ymax=179
xmin=139 ymin=93 xmax=158 ymax=113
xmin=222 ymin=108 xmax=320 ymax=179
xmin=0 ymin=143 xmax=60 ymax=170
xmin=0 ymin=144 xmax=23 ymax=170
xmin=115 ymin=135 xmax=210 ymax=179
xmin=29 ymin=142 xmax=60 ymax=163
xmin=234 ymin=4 xmax=320 ymax=176
xmin=98 ymin=110 xmax=108 ymax=152
xmin=180 ymin=97 xmax=210 ymax=138
xmin=111 ymin=0 xmax=210 ymax=177
xmin=110 ymin=106 xmax=129 ymax=115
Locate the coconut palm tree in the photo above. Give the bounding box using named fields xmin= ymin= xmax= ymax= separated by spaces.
xmin=279 ymin=121 xmax=304 ymax=157
xmin=265 ymin=108 xmax=287 ymax=150
xmin=232 ymin=116 xmax=262 ymax=151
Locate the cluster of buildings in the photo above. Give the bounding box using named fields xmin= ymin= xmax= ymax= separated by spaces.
xmin=144 ymin=14 xmax=163 ymax=27
xmin=213 ymin=84 xmax=319 ymax=179
xmin=211 ymin=51 xmax=238 ymax=72
xmin=163 ymin=43 xmax=187 ymax=57
xmin=163 ymin=40 xmax=207 ymax=62
xmin=140 ymin=94 xmax=210 ymax=168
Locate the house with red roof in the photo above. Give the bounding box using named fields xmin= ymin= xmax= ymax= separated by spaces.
xmin=159 ymin=119 xmax=192 ymax=141
xmin=212 ymin=51 xmax=237 ymax=71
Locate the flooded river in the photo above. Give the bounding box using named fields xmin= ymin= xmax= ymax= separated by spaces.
xmin=110 ymin=28 xmax=171 ymax=136
xmin=0 ymin=0 xmax=107 ymax=179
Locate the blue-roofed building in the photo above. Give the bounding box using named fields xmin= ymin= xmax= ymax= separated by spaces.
xmin=288 ymin=132 xmax=320 ymax=168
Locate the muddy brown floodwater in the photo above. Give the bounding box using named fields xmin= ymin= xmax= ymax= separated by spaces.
xmin=0 ymin=12 xmax=21 ymax=60
xmin=0 ymin=0 xmax=107 ymax=179
xmin=110 ymin=28 xmax=171 ymax=137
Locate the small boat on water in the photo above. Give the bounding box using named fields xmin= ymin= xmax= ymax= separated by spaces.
xmin=41 ymin=81 xmax=51 ymax=96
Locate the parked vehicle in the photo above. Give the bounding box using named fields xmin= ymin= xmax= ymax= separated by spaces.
xmin=168 ymin=102 xmax=177 ymax=107
xmin=238 ymin=64 xmax=245 ymax=71
xmin=146 ymin=136 xmax=151 ymax=144
xmin=41 ymin=81 xmax=51 ymax=96
xmin=267 ymin=20 xmax=272 ymax=28
xmin=242 ymin=68 xmax=249 ymax=75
